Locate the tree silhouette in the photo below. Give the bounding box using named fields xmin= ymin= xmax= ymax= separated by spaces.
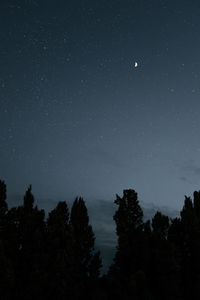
xmin=149 ymin=211 xmax=180 ymax=300
xmin=46 ymin=201 xmax=73 ymax=299
xmin=4 ymin=180 xmax=200 ymax=299
xmin=0 ymin=181 xmax=103 ymax=299
xmin=0 ymin=181 xmax=15 ymax=299
xmin=175 ymin=193 xmax=200 ymax=299
xmin=14 ymin=185 xmax=46 ymax=299
xmin=70 ymin=197 xmax=102 ymax=299
xmin=109 ymin=189 xmax=150 ymax=299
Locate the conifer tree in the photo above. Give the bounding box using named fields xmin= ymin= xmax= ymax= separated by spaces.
xmin=110 ymin=189 xmax=148 ymax=299
xmin=0 ymin=181 xmax=14 ymax=299
xmin=152 ymin=211 xmax=169 ymax=239
xmin=46 ymin=201 xmax=73 ymax=299
xmin=150 ymin=211 xmax=179 ymax=300
xmin=177 ymin=193 xmax=200 ymax=299
xmin=70 ymin=197 xmax=102 ymax=298
xmin=16 ymin=185 xmax=46 ymax=300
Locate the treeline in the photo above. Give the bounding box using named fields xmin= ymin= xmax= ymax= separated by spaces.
xmin=1 ymin=181 xmax=200 ymax=299
xmin=0 ymin=181 xmax=101 ymax=299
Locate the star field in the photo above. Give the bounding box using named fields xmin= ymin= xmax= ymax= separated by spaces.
xmin=1 ymin=0 xmax=200 ymax=208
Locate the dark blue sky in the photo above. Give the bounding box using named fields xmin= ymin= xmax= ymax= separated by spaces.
xmin=1 ymin=0 xmax=200 ymax=209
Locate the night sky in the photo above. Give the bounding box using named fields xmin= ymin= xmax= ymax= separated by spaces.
xmin=1 ymin=0 xmax=200 ymax=210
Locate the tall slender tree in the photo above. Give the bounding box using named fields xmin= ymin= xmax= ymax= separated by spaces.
xmin=177 ymin=193 xmax=200 ymax=299
xmin=70 ymin=197 xmax=102 ymax=299
xmin=109 ymin=189 xmax=149 ymax=299
xmin=149 ymin=211 xmax=180 ymax=300
xmin=0 ymin=180 xmax=14 ymax=299
xmin=46 ymin=201 xmax=73 ymax=299
xmin=16 ymin=185 xmax=46 ymax=300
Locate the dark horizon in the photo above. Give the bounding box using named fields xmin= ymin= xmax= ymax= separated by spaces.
xmin=1 ymin=180 xmax=180 ymax=274
xmin=1 ymin=180 xmax=200 ymax=299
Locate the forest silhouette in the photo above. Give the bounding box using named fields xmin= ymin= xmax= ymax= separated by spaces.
xmin=0 ymin=180 xmax=200 ymax=299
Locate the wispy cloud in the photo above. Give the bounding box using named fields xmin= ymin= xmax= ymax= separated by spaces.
xmin=177 ymin=159 xmax=200 ymax=183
